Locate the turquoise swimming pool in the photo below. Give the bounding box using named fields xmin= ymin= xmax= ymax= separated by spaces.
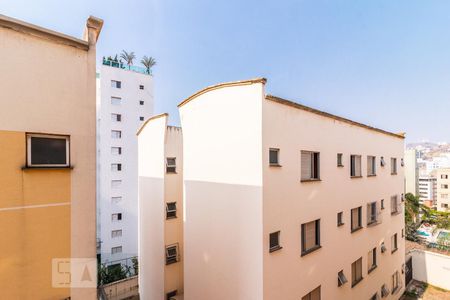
xmin=437 ymin=231 xmax=449 ymax=239
xmin=417 ymin=230 xmax=431 ymax=236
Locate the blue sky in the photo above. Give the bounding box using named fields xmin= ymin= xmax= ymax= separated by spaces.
xmin=2 ymin=0 xmax=450 ymax=142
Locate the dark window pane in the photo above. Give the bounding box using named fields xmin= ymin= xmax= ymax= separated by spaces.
xmin=31 ymin=137 xmax=67 ymax=165
xmin=269 ymin=149 xmax=279 ymax=164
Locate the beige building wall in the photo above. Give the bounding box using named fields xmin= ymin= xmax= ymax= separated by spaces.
xmin=0 ymin=14 xmax=102 ymax=300
xmin=436 ymin=168 xmax=450 ymax=211
xmin=138 ymin=114 xmax=184 ymax=299
xmin=405 ymin=149 xmax=419 ymax=196
xmin=262 ymin=96 xmax=405 ymax=300
xmin=179 ymin=78 xmax=405 ymax=300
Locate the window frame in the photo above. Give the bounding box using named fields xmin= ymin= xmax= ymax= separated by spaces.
xmin=301 ymin=286 xmax=321 ymax=300
xmin=26 ymin=133 xmax=70 ymax=168
xmin=391 ymin=233 xmax=398 ymax=253
xmin=301 ymin=150 xmax=320 ymax=182
xmin=269 ymin=148 xmax=281 ymax=167
xmin=391 ymin=271 xmax=400 ymax=294
xmin=391 ymin=158 xmax=397 ymax=175
xmin=166 ymin=157 xmax=177 ymax=173
xmin=301 ymin=219 xmax=321 ymax=256
xmin=338 ymin=270 xmax=348 ymax=287
xmin=367 ymin=155 xmax=376 ymax=176
xmin=165 ymin=244 xmax=179 ymax=265
xmin=351 ymin=206 xmax=363 ymax=233
xmin=368 ymin=247 xmax=377 ymax=273
xmin=350 ymin=154 xmax=362 ymax=178
xmin=166 ymin=202 xmax=177 ymax=219
xmin=337 ymin=211 xmax=344 ymax=226
xmin=111 ymin=80 xmax=121 ymax=88
xmin=111 ymin=229 xmax=122 ymax=238
xmin=269 ymin=231 xmax=282 ymax=252
xmin=111 ymin=246 xmax=122 ymax=254
xmin=351 ymin=257 xmax=363 ymax=287
xmin=337 ymin=153 xmax=344 ymax=167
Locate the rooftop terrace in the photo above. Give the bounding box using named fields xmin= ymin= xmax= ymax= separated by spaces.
xmin=102 ymin=58 xmax=152 ymax=76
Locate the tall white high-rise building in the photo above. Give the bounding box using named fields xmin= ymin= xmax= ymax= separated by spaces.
xmin=97 ymin=60 xmax=154 ymax=263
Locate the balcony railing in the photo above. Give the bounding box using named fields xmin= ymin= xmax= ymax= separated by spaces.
xmin=102 ymin=59 xmax=152 ymax=75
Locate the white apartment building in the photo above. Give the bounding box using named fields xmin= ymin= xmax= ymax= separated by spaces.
xmin=179 ymin=78 xmax=405 ymax=300
xmin=97 ymin=60 xmax=154 ymax=263
xmin=436 ymin=168 xmax=450 ymax=212
xmin=404 ymin=149 xmax=419 ymax=196
xmin=137 ymin=114 xmax=184 ymax=300
xmin=418 ymin=176 xmax=437 ymax=207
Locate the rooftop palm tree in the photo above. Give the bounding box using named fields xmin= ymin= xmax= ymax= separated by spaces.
xmin=120 ymin=50 xmax=136 ymax=69
xmin=141 ymin=56 xmax=156 ymax=74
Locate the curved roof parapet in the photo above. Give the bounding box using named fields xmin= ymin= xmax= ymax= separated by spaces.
xmin=136 ymin=113 xmax=168 ymax=136
xmin=266 ymin=95 xmax=405 ymax=139
xmin=177 ymin=77 xmax=267 ymax=108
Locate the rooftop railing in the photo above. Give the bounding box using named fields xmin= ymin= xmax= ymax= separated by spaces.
xmin=102 ymin=59 xmax=152 ymax=76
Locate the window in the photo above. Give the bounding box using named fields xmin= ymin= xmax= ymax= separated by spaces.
xmin=301 ymin=219 xmax=321 ymax=255
xmin=166 ymin=157 xmax=176 ymax=173
xmin=112 ymin=213 xmax=122 ymax=221
xmin=401 ymin=158 xmax=404 ymax=167
xmin=166 ymin=290 xmax=177 ymax=300
xmin=111 ymin=196 xmax=122 ymax=204
xmin=402 ymin=229 xmax=404 ymax=238
xmin=350 ymin=155 xmax=362 ymax=177
xmin=337 ymin=212 xmax=344 ymax=226
xmin=111 ymin=230 xmax=122 ymax=238
xmin=139 ymin=100 xmax=144 ymax=105
xmin=367 ymin=201 xmax=379 ymax=225
xmin=111 ymin=80 xmax=121 ymax=88
xmin=301 ymin=151 xmax=320 ymax=181
xmin=351 ymin=257 xmax=363 ymax=287
xmin=111 ymin=130 xmax=122 ymax=139
xmin=26 ymin=134 xmax=70 ymax=167
xmin=139 ymin=85 xmax=144 ymax=90
xmin=111 ymin=113 xmax=122 ymax=122
xmin=337 ymin=153 xmax=343 ymax=167
xmin=381 ymin=284 xmax=390 ymax=297
xmin=338 ymin=270 xmax=348 ymax=287
xmin=165 ymin=244 xmax=179 ymax=265
xmin=381 ymin=199 xmax=385 ymax=210
xmin=269 ymin=148 xmax=280 ymax=166
xmin=139 ymin=116 xmax=145 ymax=121
xmin=367 ymin=156 xmax=376 ymax=176
xmin=441 ymin=174 xmax=449 ymax=179
xmin=370 ymin=293 xmax=378 ymax=300
xmin=111 ymin=97 xmax=121 ymax=105
xmin=111 ymin=246 xmax=122 ymax=254
xmin=391 ymin=158 xmax=397 ymax=174
xmin=111 ymin=180 xmax=122 ymax=188
xmin=166 ymin=202 xmax=177 ymax=219
xmin=380 ymin=156 xmax=385 ymax=167
xmin=391 ymin=271 xmax=400 ymax=294
xmin=441 ymin=194 xmax=449 ymax=199
xmin=269 ymin=231 xmax=282 ymax=252
xmin=391 ymin=233 xmax=398 ymax=253
xmin=368 ymin=248 xmax=377 ymax=273
xmin=351 ymin=207 xmax=362 ymax=232
xmin=391 ymin=195 xmax=400 ymax=215
xmin=441 ymin=184 xmax=449 ymax=189
xmin=111 ymin=147 xmax=122 ymax=155
xmin=442 ymin=203 xmax=449 ymax=208
xmin=111 ymin=163 xmax=122 ymax=171
xmin=301 ymin=286 xmax=321 ymax=300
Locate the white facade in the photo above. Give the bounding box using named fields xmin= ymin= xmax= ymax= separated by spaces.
xmin=137 ymin=114 xmax=184 ymax=300
xmin=97 ymin=62 xmax=154 ymax=263
xmin=179 ymin=78 xmax=405 ymax=300
xmin=418 ymin=176 xmax=437 ymax=206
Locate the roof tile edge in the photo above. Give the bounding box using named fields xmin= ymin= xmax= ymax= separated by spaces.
xmin=136 ymin=113 xmax=168 ymax=136
xmin=266 ymin=94 xmax=405 ymax=139
xmin=177 ymin=77 xmax=267 ymax=108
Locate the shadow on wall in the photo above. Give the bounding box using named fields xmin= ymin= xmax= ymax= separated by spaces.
xmin=183 ymin=180 xmax=263 ymax=300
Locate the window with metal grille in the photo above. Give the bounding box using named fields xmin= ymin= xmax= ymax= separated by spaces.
xmin=165 ymin=244 xmax=179 ymax=265
xmin=301 ymin=151 xmax=320 ymax=181
xmin=166 ymin=157 xmax=176 ymax=173
xmin=166 ymin=202 xmax=177 ymax=219
xmin=269 ymin=231 xmax=281 ymax=252
xmin=269 ymin=148 xmax=280 ymax=166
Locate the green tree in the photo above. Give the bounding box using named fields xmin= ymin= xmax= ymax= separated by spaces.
xmin=120 ymin=50 xmax=136 ymax=69
xmin=141 ymin=56 xmax=156 ymax=74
